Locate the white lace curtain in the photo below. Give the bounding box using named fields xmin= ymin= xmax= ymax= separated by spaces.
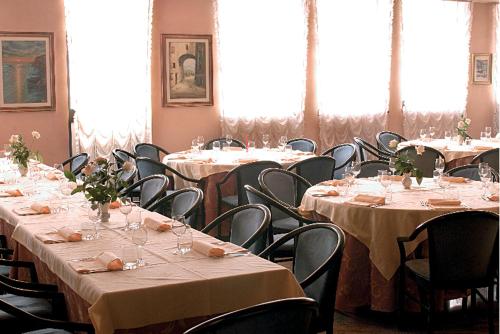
xmin=316 ymin=0 xmax=393 ymax=152
xmin=65 ymin=0 xmax=153 ymax=160
xmin=215 ymin=0 xmax=308 ymax=146
xmin=401 ymin=0 xmax=471 ymax=140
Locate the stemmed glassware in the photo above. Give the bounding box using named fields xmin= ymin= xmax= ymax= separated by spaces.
xmin=485 ymin=127 xmax=492 ymax=140
xmin=388 ymin=157 xmax=397 ymax=175
xmin=428 ymin=127 xmax=436 ymax=140
xmin=419 ymin=129 xmax=427 ymax=141
xmin=378 ymin=170 xmax=391 ymax=201
xmin=88 ymin=205 xmax=101 ymax=239
xmin=434 ymin=158 xmax=445 ymax=175
xmin=262 ymin=134 xmax=270 ymax=149
xmin=132 ymin=226 xmax=148 ymax=266
xmin=171 ymin=215 xmax=188 ymax=255
xmin=119 ymin=197 xmax=133 ymax=231
xmin=444 ymin=131 xmax=452 ymax=142
xmin=479 ymin=162 xmax=491 ymax=197
xmin=278 ymin=136 xmax=287 ymax=151
xmin=438 ymin=173 xmax=451 ymax=195
xmin=197 ymin=136 xmax=205 ymax=151
xmin=225 ymin=134 xmax=233 ymax=147
xmin=3 ymin=144 xmax=11 ymax=163
xmin=350 ymin=161 xmax=361 ymax=178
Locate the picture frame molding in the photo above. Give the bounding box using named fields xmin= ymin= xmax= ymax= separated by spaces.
xmin=0 ymin=31 xmax=56 ymax=112
xmin=471 ymin=53 xmax=492 ymax=85
xmin=161 ymin=33 xmax=213 ymax=107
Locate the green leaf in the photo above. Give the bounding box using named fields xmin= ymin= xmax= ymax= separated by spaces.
xmin=64 ymin=170 xmax=77 ymax=182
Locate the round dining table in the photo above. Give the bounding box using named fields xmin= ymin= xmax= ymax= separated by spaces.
xmin=301 ymin=176 xmax=499 ymax=312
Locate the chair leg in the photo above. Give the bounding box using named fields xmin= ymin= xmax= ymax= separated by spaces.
xmin=397 ymin=269 xmax=407 ymax=330
xmin=488 ymin=284 xmax=494 ymax=334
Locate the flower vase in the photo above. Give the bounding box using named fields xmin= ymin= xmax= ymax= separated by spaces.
xmin=18 ymin=165 xmax=28 ymax=177
xmin=99 ymin=202 xmax=111 ymax=223
xmin=458 ymin=136 xmax=465 ymax=146
xmin=402 ymin=173 xmax=412 ymax=189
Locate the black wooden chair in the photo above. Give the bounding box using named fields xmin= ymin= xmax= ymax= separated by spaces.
xmin=112 ymin=148 xmax=136 ymax=169
xmin=119 ymin=174 xmax=168 ymax=209
xmin=376 ymin=131 xmax=408 ymax=154
xmin=134 ymin=143 xmax=170 ymax=162
xmin=353 ymin=137 xmax=392 ymax=162
xmin=204 ymin=138 xmax=246 ymax=150
xmin=396 ymin=145 xmax=445 ymax=178
xmin=286 ymin=138 xmax=317 ymax=154
xmin=260 ymin=223 xmax=345 ymax=334
xmin=357 ymin=160 xmax=390 ymax=178
xmin=183 ymin=297 xmax=318 ymax=334
xmin=471 ymin=148 xmax=499 ymax=173
xmin=397 ymin=210 xmax=499 ymax=333
xmin=61 ymin=153 xmax=89 ymax=176
xmin=287 ymin=156 xmax=336 ymax=199
xmin=321 ymin=143 xmax=357 ymax=179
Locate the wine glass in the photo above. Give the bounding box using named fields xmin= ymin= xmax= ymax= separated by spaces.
xmin=225 ymin=134 xmax=233 ymax=147
xmin=428 ymin=127 xmax=436 ymax=140
xmin=3 ymin=144 xmax=11 ymax=163
xmin=434 ymin=158 xmax=445 ymax=175
xmin=53 ymin=163 xmax=64 ymax=176
xmin=480 ymin=132 xmax=487 ymax=141
xmin=419 ymin=129 xmax=427 ymax=141
xmin=350 ymin=161 xmax=361 ymax=178
xmin=262 ymin=134 xmax=270 ymax=149
xmin=197 ymin=135 xmax=205 ymax=151
xmin=378 ymin=170 xmax=391 ymax=199
xmin=438 ymin=173 xmax=450 ymax=194
xmin=278 ymin=136 xmax=287 ymax=151
xmin=119 ymin=197 xmax=133 ymax=231
xmin=485 ymin=127 xmax=492 ymax=140
xmin=388 ymin=157 xmax=397 ymax=175
xmin=444 ymin=130 xmax=452 ymax=142
xmin=479 ymin=162 xmax=491 ymax=196
xmin=88 ymin=205 xmax=101 ymax=239
xmin=191 ymin=138 xmax=199 ymax=152
xmin=171 ymin=215 xmax=187 ymax=255
xmin=132 ymin=226 xmax=148 ymax=266
xmin=212 ymin=141 xmax=221 ymax=151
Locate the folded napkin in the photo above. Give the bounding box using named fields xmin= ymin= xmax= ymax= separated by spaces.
xmin=352 ymin=194 xmax=385 ymax=205
xmin=473 ymin=145 xmax=494 ymax=151
xmin=46 ymin=171 xmax=64 ymax=180
xmin=297 ymin=205 xmax=315 ymax=218
xmin=109 ymin=201 xmax=121 ymax=209
xmin=440 ymin=176 xmax=468 ymax=183
xmin=0 ymin=189 xmax=23 ymax=197
xmin=427 ymin=198 xmax=462 ymax=206
xmin=293 ymin=151 xmax=314 ymax=156
xmin=36 ymin=227 xmax=82 ymax=244
xmin=144 ymin=216 xmax=172 ymax=232
xmin=389 ymin=175 xmax=403 ymax=181
xmin=31 ymin=203 xmax=51 ymax=214
xmin=311 ymin=189 xmax=339 ymax=197
xmin=166 ymin=154 xmax=188 ymax=160
xmin=227 ymin=147 xmax=243 ymax=151
xmin=320 ymin=180 xmax=346 ymax=186
xmin=236 ymin=158 xmax=259 ymax=164
xmin=487 ymin=195 xmax=499 ymax=202
xmin=192 ymin=240 xmax=225 ymax=257
xmin=190 ymin=157 xmax=214 ymax=163
xmin=69 ymin=251 xmax=123 ymax=274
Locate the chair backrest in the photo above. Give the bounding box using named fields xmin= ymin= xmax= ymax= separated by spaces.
xmin=286 ymin=138 xmax=317 ymax=153
xmin=472 ymin=148 xmax=499 ymax=173
xmin=135 ymin=157 xmax=165 ymax=180
xmin=376 ymin=131 xmax=407 ymax=154
xmin=134 ymin=143 xmax=169 ymax=162
xmin=62 ymin=153 xmax=89 ymax=175
xmin=121 ymin=174 xmax=168 ymax=208
xmin=118 ymin=167 xmax=137 ymax=186
xmin=287 ymin=156 xmax=336 ymax=199
xmin=260 ymin=223 xmax=345 ymax=333
xmin=202 ymin=204 xmax=271 ymax=254
xmin=205 ymin=138 xmax=246 ymax=150
xmin=396 ymin=145 xmax=445 ymax=177
xmin=112 ymin=149 xmax=135 ymax=169
xmin=353 ymin=137 xmax=391 ymax=162
xmin=225 ymin=161 xmax=282 ymax=206
xmin=259 ymin=168 xmax=312 ymax=207
xmin=447 ymin=164 xmax=481 ymax=181
xmin=183 ymin=297 xmax=319 ymax=334
xmin=420 ymin=211 xmax=498 ymax=288
xmin=322 ymin=143 xmax=357 ymax=179
xmin=147 ymin=187 xmax=204 ymax=228
xmin=357 ymin=160 xmax=390 ymax=178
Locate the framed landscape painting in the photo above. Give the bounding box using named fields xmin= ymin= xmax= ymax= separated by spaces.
xmin=472 ymin=53 xmax=492 ymax=85
xmin=0 ymin=32 xmax=55 ymax=111
xmin=161 ymin=34 xmax=213 ymax=106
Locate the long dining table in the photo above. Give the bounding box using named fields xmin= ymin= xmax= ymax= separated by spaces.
xmin=301 ymin=176 xmax=499 ymax=312
xmin=0 ymin=161 xmax=304 ymax=334
xmin=163 ymin=148 xmax=314 ymax=225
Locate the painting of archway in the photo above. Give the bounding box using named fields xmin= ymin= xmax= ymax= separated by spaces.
xmin=162 ymin=34 xmax=213 ymax=106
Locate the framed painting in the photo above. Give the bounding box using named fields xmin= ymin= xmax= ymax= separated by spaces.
xmin=161 ymin=34 xmax=213 ymax=106
xmin=0 ymin=32 xmax=55 ymax=111
xmin=472 ymin=53 xmax=492 ymax=85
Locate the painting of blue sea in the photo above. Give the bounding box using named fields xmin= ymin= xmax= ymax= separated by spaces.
xmin=2 ymin=40 xmax=47 ymax=104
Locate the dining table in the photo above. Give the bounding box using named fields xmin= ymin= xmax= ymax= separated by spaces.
xmin=301 ymin=176 xmax=499 ymax=312
xmin=397 ymin=138 xmax=500 ymax=168
xmin=163 ymin=148 xmax=315 ymax=225
xmin=0 ymin=160 xmax=304 ymax=334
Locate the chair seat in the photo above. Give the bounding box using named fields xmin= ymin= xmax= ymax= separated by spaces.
xmin=0 ymin=294 xmax=53 ymax=321
xmin=24 ymin=329 xmax=72 ymax=334
xmin=0 ymin=264 xmax=10 ymax=277
xmin=221 ymin=195 xmax=238 ymax=207
xmin=273 ymin=217 xmax=299 ymax=233
xmin=406 ymin=258 xmax=429 ymax=281
xmin=272 ymin=234 xmax=294 ymax=257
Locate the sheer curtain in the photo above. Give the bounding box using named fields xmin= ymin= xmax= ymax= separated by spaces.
xmin=215 ymin=0 xmax=308 ymax=145
xmin=401 ymin=0 xmax=471 ymax=140
xmin=65 ymin=0 xmax=153 ymax=160
xmin=316 ymin=0 xmax=393 ymax=151
xmin=495 ymin=5 xmax=500 ymax=136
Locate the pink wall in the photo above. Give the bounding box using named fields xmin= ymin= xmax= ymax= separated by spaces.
xmin=0 ymin=0 xmax=69 ymax=166
xmin=151 ymin=0 xmax=221 ymax=152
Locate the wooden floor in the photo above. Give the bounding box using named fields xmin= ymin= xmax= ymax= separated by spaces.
xmin=333 ymin=301 xmax=498 ymax=334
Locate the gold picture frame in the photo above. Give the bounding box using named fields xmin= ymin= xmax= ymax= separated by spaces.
xmin=161 ymin=34 xmax=213 ymax=106
xmin=0 ymin=32 xmax=55 ymax=111
xmin=472 ymin=53 xmax=492 ymax=85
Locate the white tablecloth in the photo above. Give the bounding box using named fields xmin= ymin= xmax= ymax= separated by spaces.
xmin=301 ymin=177 xmax=499 ymax=280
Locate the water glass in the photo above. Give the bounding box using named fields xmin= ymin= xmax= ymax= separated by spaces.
xmin=222 ymin=142 xmax=229 ymax=151
xmin=119 ymin=198 xmax=133 ymax=230
xmin=212 ymin=141 xmax=221 ymax=151
xmin=388 ymin=157 xmax=397 ymax=175
xmin=4 ymin=144 xmax=11 ymax=161
xmin=197 ymin=135 xmax=205 ymax=151
xmin=284 ymin=144 xmax=293 ymax=153
xmin=464 ymin=137 xmax=472 ymax=146
xmin=262 ymin=134 xmax=270 ymax=149
xmin=438 ymin=173 xmax=450 ymax=193
xmin=225 ymin=134 xmax=233 ymax=146
xmin=172 ymin=215 xmax=188 ymax=255
xmin=350 ymin=161 xmax=361 ymax=178
xmin=122 ymin=246 xmax=138 ymax=270
xmin=428 ymin=126 xmax=436 ymax=140
xmin=81 ymin=220 xmax=97 ymax=240
xmin=480 ymin=132 xmax=487 ymax=141
xmin=419 ymin=129 xmax=427 ymax=141
xmin=132 ymin=226 xmax=148 ymax=266
xmin=278 ymin=136 xmax=287 ymax=151
xmin=128 ymin=209 xmax=142 ymax=230
xmin=177 ymin=225 xmax=193 ymax=255
xmin=432 ymin=170 xmax=441 ymax=184
xmin=434 ymin=158 xmax=445 ymax=174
